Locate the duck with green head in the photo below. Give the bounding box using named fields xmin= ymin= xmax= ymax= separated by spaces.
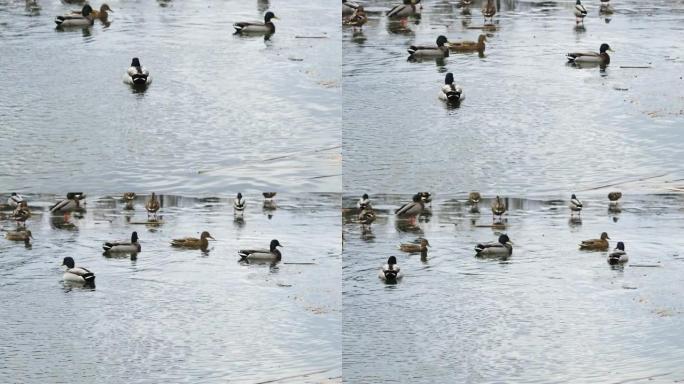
xmin=234 ymin=11 xmax=278 ymax=35
xmin=239 ymin=239 xmax=283 ymax=262
xmin=567 ymin=43 xmax=613 ymax=65
xmin=408 ymin=35 xmax=450 ymax=58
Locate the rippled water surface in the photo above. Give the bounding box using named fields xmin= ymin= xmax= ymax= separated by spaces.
xmin=342 ymin=0 xmax=684 ymax=194
xmin=343 ymin=193 xmax=684 ymax=383
xmin=0 ymin=193 xmax=341 ymax=383
xmin=0 ymin=0 xmax=341 ymax=193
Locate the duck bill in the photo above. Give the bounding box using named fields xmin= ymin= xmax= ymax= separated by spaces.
xmin=208 ymin=236 xmax=216 ymax=240
xmin=608 ymin=48 xmax=614 ymax=52
xmin=506 ymin=241 xmax=513 ymax=246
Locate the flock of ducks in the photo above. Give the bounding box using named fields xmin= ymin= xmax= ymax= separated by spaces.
xmin=2 ymin=192 xmax=283 ymax=287
xmin=342 ymin=0 xmax=617 ymax=106
xmin=356 ymin=190 xmax=629 ymax=283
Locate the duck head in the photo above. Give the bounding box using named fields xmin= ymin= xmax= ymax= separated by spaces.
xmin=131 ymin=58 xmax=142 ymax=68
xmin=445 ymin=72 xmax=454 ymax=85
xmin=269 ymin=239 xmax=283 ymax=251
xmin=81 ymin=3 xmax=93 ymax=16
xmin=362 ymin=193 xmax=369 ymax=200
xmin=576 ymin=0 xmax=582 ymax=5
xmin=237 ymin=192 xmax=243 ymax=200
xmin=615 ymin=241 xmax=625 ymax=251
xmin=420 ymin=239 xmax=430 ymax=248
xmin=600 ymin=232 xmax=610 ymax=240
xmin=264 ymin=11 xmax=278 ymax=23
xmin=200 ymin=231 xmax=215 ymax=240
xmin=600 ymin=43 xmax=613 ymax=53
xmin=498 ymin=234 xmax=512 ymax=245
xmin=436 ymin=35 xmax=449 ymax=47
xmin=387 ymin=255 xmax=398 ymax=266
xmin=571 ymin=194 xmax=578 ymax=199
xmin=62 ymin=256 xmax=75 ymax=269
xmin=478 ymin=34 xmax=487 ymax=43
xmin=131 ymin=231 xmax=139 ymax=243
xmin=100 ymin=4 xmax=112 ymax=13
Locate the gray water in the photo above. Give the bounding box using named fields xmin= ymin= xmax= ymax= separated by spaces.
xmin=342 ymin=192 xmax=684 ymax=383
xmin=342 ymin=0 xmax=684 ymax=194
xmin=0 ymin=193 xmax=341 ymax=383
xmin=0 ymin=0 xmax=341 ymax=193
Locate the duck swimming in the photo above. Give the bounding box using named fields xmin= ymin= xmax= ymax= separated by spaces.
xmin=387 ymin=0 xmax=421 ymax=19
xmin=481 ymin=0 xmax=496 ymax=22
xmin=399 ymin=238 xmax=429 ymax=254
xmin=608 ymin=191 xmax=622 ymax=203
xmin=395 ymin=194 xmax=425 ymax=218
xmin=124 ymin=58 xmax=151 ymax=86
xmin=234 ymin=11 xmax=278 ymax=35
xmin=5 ymin=229 xmax=32 ymax=245
xmin=343 ymin=6 xmax=367 ymax=29
xmin=171 ymin=231 xmax=215 ymax=250
xmin=357 ymin=193 xmax=371 ymax=210
xmin=475 ymin=234 xmax=512 ymax=257
xmin=408 ymin=35 xmax=450 ymax=58
xmin=580 ymin=232 xmax=610 ymax=251
xmin=574 ymin=0 xmax=588 ymax=24
xmin=103 ymin=231 xmax=141 ymax=254
xmin=55 ymin=4 xmax=94 ymax=27
xmin=359 ymin=207 xmax=376 ymax=227
xmin=491 ymin=196 xmax=506 ymax=218
xmin=50 ymin=193 xmax=86 ymax=213
xmin=234 ymin=193 xmax=246 ymax=214
xmin=12 ymin=202 xmax=31 ymax=226
xmin=379 ymin=256 xmax=403 ymax=281
xmin=62 ymin=257 xmax=95 ymax=286
xmin=468 ymin=192 xmax=481 ymax=204
xmin=567 ymin=43 xmax=613 ymax=65
xmin=569 ymin=194 xmax=583 ymax=216
xmin=146 ymin=192 xmax=160 ymax=219
xmin=439 ymin=72 xmax=465 ymax=103
xmin=239 ymin=239 xmax=283 ymax=262
xmin=71 ymin=3 xmax=112 ymax=20
xmin=7 ymin=193 xmax=25 ymax=208
xmin=449 ymin=34 xmax=486 ymax=53
xmin=608 ymin=242 xmax=628 ymax=264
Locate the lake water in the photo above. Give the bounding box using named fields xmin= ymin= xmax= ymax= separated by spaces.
xmin=0 ymin=193 xmax=341 ymax=383
xmin=0 ymin=0 xmax=341 ymax=193
xmin=342 ymin=192 xmax=684 ymax=383
xmin=342 ymin=0 xmax=684 ymax=194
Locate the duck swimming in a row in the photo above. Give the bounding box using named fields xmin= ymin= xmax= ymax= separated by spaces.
xmin=379 ymin=256 xmax=402 ymax=282
xmin=608 ymin=242 xmax=628 ymax=264
xmin=475 ymin=234 xmax=512 ymax=257
xmin=449 ymin=34 xmax=487 ymax=54
xmin=171 ymin=231 xmax=215 ymax=250
xmin=439 ymin=73 xmax=465 ymax=104
xmin=146 ymin=192 xmax=160 ymax=220
xmin=124 ymin=58 xmax=151 ymax=86
xmin=55 ymin=4 xmax=94 ymax=27
xmin=103 ymin=231 xmax=141 ymax=254
xmin=387 ymin=0 xmax=421 ymax=19
xmin=408 ymin=35 xmax=450 ymax=58
xmin=579 ymin=232 xmax=610 ymax=251
xmin=234 ymin=11 xmax=278 ymax=35
xmin=239 ymin=239 xmax=283 ymax=262
xmin=567 ymin=43 xmax=613 ymax=65
xmin=62 ymin=257 xmax=95 ymax=286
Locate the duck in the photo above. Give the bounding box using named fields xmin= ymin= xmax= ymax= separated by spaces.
xmin=55 ymin=4 xmax=94 ymax=27
xmin=124 ymin=58 xmax=151 ymax=86
xmin=475 ymin=234 xmax=513 ymax=257
xmin=579 ymin=232 xmax=610 ymax=251
xmin=342 ymin=0 xmax=360 ymax=16
xmin=238 ymin=239 xmax=283 ymax=261
xmin=567 ymin=43 xmax=613 ymax=65
xmin=123 ymin=192 xmax=136 ymax=202
xmin=569 ymin=194 xmax=583 ymax=216
xmin=491 ymin=195 xmax=506 ymax=218
xmin=608 ymin=191 xmax=622 ymax=203
xmin=357 ymin=193 xmax=371 ymax=210
xmin=7 ymin=192 xmax=25 ymax=208
xmin=574 ymin=0 xmax=588 ymax=24
xmin=599 ymin=0 xmax=614 ymax=14
xmin=71 ymin=3 xmax=112 ymax=20
xmin=233 ymin=11 xmax=278 ymax=35
xmin=439 ymin=73 xmax=465 ymax=103
xmin=145 ymin=192 xmax=160 ymax=219
xmin=387 ymin=0 xmax=421 ymax=19
xmin=481 ymin=0 xmax=496 ymax=22
xmin=399 ymin=238 xmax=429 ymax=254
xmin=234 ymin=192 xmax=246 ymax=214
xmin=343 ymin=6 xmax=367 ymax=29
xmin=262 ymin=192 xmax=276 ymax=201
xmin=416 ymin=192 xmax=432 ymax=205
xmin=608 ymin=242 xmax=628 ymax=264
xmin=457 ymin=0 xmax=472 ymax=7
xmin=103 ymin=231 xmax=141 ymax=253
xmin=358 ymin=207 xmax=376 ymax=227
xmin=408 ymin=35 xmax=450 ymax=58
xmin=379 ymin=256 xmax=403 ymax=281
xmin=449 ymin=34 xmax=487 ymax=53
xmin=12 ymin=202 xmax=31 ymax=226
xmin=61 ymin=257 xmax=95 ymax=286
xmin=50 ymin=193 xmax=86 ymax=213
xmin=468 ymin=191 xmax=481 ymax=204
xmin=171 ymin=231 xmax=215 ymax=250
xmin=395 ymin=194 xmax=425 ymax=218
xmin=5 ymin=229 xmax=32 ymax=244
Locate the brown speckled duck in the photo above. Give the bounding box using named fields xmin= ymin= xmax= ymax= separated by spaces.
xmin=579 ymin=232 xmax=610 ymax=251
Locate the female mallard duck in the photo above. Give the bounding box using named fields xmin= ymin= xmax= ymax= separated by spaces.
xmin=7 ymin=192 xmax=25 ymax=208
xmin=71 ymin=4 xmax=112 ymax=20
xmin=608 ymin=191 xmax=622 ymax=203
xmin=62 ymin=257 xmax=95 ymax=286
xmin=357 ymin=193 xmax=371 ymax=210
xmin=449 ymin=34 xmax=486 ymax=53
xmin=439 ymin=73 xmax=465 ymax=103
xmin=343 ymin=0 xmax=360 ymax=16
xmin=239 ymin=239 xmax=283 ymax=261
xmin=395 ymin=194 xmax=425 ymax=218
xmin=234 ymin=193 xmax=246 ymax=214
xmin=124 ymin=58 xmax=151 ymax=86
xmin=416 ymin=192 xmax=432 ymax=204
xmin=234 ymin=11 xmax=278 ymax=35
xmin=103 ymin=231 xmax=141 ymax=253
xmin=358 ymin=207 xmax=376 ymax=227
xmin=481 ymin=0 xmax=496 ymax=22
xmin=387 ymin=0 xmax=421 ymax=19
xmin=574 ymin=0 xmax=588 ymax=24
xmin=491 ymin=196 xmax=506 ymax=217
xmin=12 ymin=202 xmax=31 ymax=226
xmin=55 ymin=4 xmax=94 ymax=27
xmin=468 ymin=191 xmax=481 ymax=204
xmin=50 ymin=193 xmax=86 ymax=213
xmin=408 ymin=35 xmax=450 ymax=58
xmin=146 ymin=192 xmax=160 ymax=219
xmin=399 ymin=238 xmax=429 ymax=254
xmin=475 ymin=234 xmax=513 ymax=257
xmin=5 ymin=229 xmax=32 ymax=244
xmin=569 ymin=194 xmax=583 ymax=216
xmin=567 ymin=43 xmax=613 ymax=65
xmin=343 ymin=6 xmax=367 ymax=29
xmin=608 ymin=242 xmax=628 ymax=264
xmin=379 ymin=256 xmax=403 ymax=281
xmin=171 ymin=231 xmax=215 ymax=250
xmin=580 ymin=232 xmax=610 ymax=251
xmin=123 ymin=192 xmax=136 ymax=202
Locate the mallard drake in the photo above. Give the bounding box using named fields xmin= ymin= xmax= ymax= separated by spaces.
xmin=146 ymin=192 xmax=160 ymax=219
xmin=171 ymin=231 xmax=215 ymax=250
xmin=408 ymin=35 xmax=450 ymax=58
xmin=5 ymin=229 xmax=32 ymax=244
xmin=449 ymin=34 xmax=486 ymax=53
xmin=569 ymin=194 xmax=583 ymax=215
xmin=579 ymin=232 xmax=610 ymax=251
xmin=239 ymin=239 xmax=283 ymax=261
xmin=468 ymin=191 xmax=481 ymax=204
xmin=481 ymin=0 xmax=496 ymax=22
xmin=574 ymin=0 xmax=587 ymax=23
xmin=608 ymin=242 xmax=628 ymax=264
xmin=567 ymin=43 xmax=613 ymax=65
xmin=395 ymin=194 xmax=425 ymax=218
xmin=387 ymin=0 xmax=421 ymax=18
xmin=124 ymin=58 xmax=151 ymax=86
xmin=399 ymin=238 xmax=429 ymax=254
xmin=234 ymin=11 xmax=278 ymax=35
xmin=71 ymin=3 xmax=112 ymax=19
xmin=343 ymin=0 xmax=360 ymax=16
xmin=103 ymin=231 xmax=141 ymax=253
xmin=491 ymin=196 xmax=506 ymax=217
xmin=439 ymin=73 xmax=465 ymax=103
xmin=358 ymin=207 xmax=376 ymax=227
xmin=234 ymin=192 xmax=246 ymax=213
xmin=50 ymin=193 xmax=86 ymax=213
xmin=379 ymin=256 xmax=403 ymax=281
xmin=357 ymin=193 xmax=371 ymax=210
xmin=62 ymin=257 xmax=95 ymax=285
xmin=343 ymin=6 xmax=367 ymax=29
xmin=7 ymin=193 xmax=25 ymax=208
xmin=608 ymin=191 xmax=622 ymax=203
xmin=55 ymin=4 xmax=94 ymax=27
xmin=475 ymin=234 xmax=512 ymax=257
